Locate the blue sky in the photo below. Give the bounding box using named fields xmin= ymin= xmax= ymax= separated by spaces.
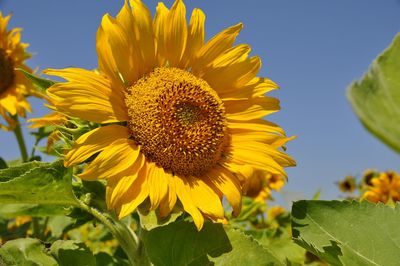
xmin=1 ymin=0 xmax=400 ymax=203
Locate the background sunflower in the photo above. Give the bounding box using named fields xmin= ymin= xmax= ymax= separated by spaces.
xmin=0 ymin=12 xmax=34 ymax=131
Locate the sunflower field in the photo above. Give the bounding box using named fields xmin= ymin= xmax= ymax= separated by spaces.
xmin=0 ymin=1 xmax=399 ymax=265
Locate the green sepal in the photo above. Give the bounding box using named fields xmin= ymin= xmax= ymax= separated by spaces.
xmin=16 ymin=68 xmax=55 ymax=92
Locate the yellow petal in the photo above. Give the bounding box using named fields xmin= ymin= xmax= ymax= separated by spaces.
xmin=28 ymin=112 xmax=66 ymax=128
xmin=202 ymin=56 xmax=261 ymax=93
xmin=225 ymin=96 xmax=280 ymax=120
xmin=271 ymin=135 xmax=296 ymax=149
xmin=222 ymin=162 xmax=254 ymax=182
xmin=180 ymin=8 xmax=205 ymax=68
xmin=100 ymin=14 xmax=138 ymax=85
xmin=227 ymin=119 xmax=285 ymax=136
xmin=79 ymin=138 xmax=140 ymax=181
xmin=45 ymin=68 xmax=128 ymax=123
xmin=165 ymin=0 xmax=187 ymax=67
xmin=107 ymin=154 xmax=145 ymax=208
xmin=228 ymin=146 xmax=287 ymax=177
xmin=206 ymin=166 xmax=242 ymax=216
xmin=173 ymin=175 xmax=204 ymax=230
xmin=147 ymin=163 xmax=169 ymax=210
xmin=231 ymin=140 xmax=296 ymax=168
xmin=0 ymin=93 xmax=18 ymax=115
xmin=185 ymin=176 xmax=225 ymax=220
xmin=114 ymin=0 xmax=155 ymax=82
xmin=232 ymin=133 xmax=296 ymax=166
xmin=159 ymin=174 xmax=177 ymax=218
xmin=220 ymin=77 xmax=278 ymax=99
xmin=64 ymin=125 xmax=130 ymax=167
xmin=118 ymin=164 xmax=150 ymax=218
xmin=191 ymin=23 xmax=243 ymax=75
xmin=153 ymin=2 xmax=170 ymax=66
xmin=210 ymin=44 xmax=251 ymax=68
xmin=130 ymin=0 xmax=156 ymax=74
xmin=96 ymin=24 xmax=125 ymax=92
xmin=0 ymin=106 xmax=17 ymax=130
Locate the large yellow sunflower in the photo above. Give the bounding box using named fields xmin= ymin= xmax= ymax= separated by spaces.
xmin=46 ymin=0 xmax=295 ymax=230
xmin=0 ymin=12 xmax=34 ymax=130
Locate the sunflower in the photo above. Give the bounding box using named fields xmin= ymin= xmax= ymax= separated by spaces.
xmin=46 ymin=0 xmax=295 ymax=230
xmin=243 ymin=170 xmax=286 ymax=202
xmin=337 ymin=175 xmax=357 ymax=193
xmin=362 ymin=171 xmax=400 ymax=204
xmin=0 ymin=12 xmax=34 ymax=130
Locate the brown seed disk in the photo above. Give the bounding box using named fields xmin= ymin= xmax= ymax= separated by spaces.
xmin=125 ymin=67 xmax=228 ymax=177
xmin=0 ymin=48 xmax=15 ymax=96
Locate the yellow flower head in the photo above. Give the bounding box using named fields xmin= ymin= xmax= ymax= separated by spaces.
xmin=267 ymin=206 xmax=286 ymax=221
xmin=0 ymin=12 xmax=34 ymax=130
xmin=337 ymin=175 xmax=357 ymax=193
xmin=362 ymin=171 xmax=400 ymax=204
xmin=46 ymin=0 xmax=295 ymax=230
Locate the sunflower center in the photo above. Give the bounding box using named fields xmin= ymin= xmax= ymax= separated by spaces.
xmin=125 ymin=67 xmax=228 ymax=177
xmin=0 ymin=48 xmax=15 ymax=95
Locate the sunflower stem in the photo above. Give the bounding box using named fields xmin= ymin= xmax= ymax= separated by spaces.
xmin=12 ymin=115 xmax=29 ymax=162
xmin=76 ymin=199 xmax=149 ymax=266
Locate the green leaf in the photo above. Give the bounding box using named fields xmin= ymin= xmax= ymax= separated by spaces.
xmin=0 ymin=157 xmax=7 ymax=169
xmin=47 ymin=216 xmax=74 ymax=238
xmin=292 ymin=200 xmax=400 ymax=266
xmin=139 ymin=210 xmax=182 ymax=230
xmin=94 ymin=252 xmax=120 ymax=266
xmin=0 ymin=160 xmax=78 ymax=207
xmin=347 ymin=33 xmax=400 ymax=153
xmin=142 ymin=220 xmax=283 ymax=266
xmin=212 ymin=227 xmax=284 ymax=266
xmin=0 ymin=238 xmax=58 ymax=266
xmin=16 ymin=68 xmax=55 ymax=92
xmin=247 ymin=229 xmax=307 ymax=264
xmin=0 ymin=203 xmax=68 ymax=218
xmin=6 ymin=158 xmax=23 ymax=167
xmin=50 ymin=240 xmax=96 ymax=266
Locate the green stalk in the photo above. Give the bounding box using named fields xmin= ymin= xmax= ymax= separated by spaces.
xmin=76 ymin=199 xmax=150 ymax=266
xmin=31 ymin=219 xmax=41 ymax=239
xmin=12 ymin=115 xmax=29 ymax=162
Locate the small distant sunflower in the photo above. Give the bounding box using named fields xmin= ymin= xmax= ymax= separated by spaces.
xmin=243 ymin=170 xmax=286 ymax=202
xmin=0 ymin=12 xmax=34 ymax=130
xmin=362 ymin=171 xmax=400 ymax=204
xmin=46 ymin=0 xmax=295 ymax=229
xmin=267 ymin=206 xmax=286 ymax=221
xmin=337 ymin=175 xmax=357 ymax=193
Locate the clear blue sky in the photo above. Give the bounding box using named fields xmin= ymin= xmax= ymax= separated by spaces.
xmin=1 ymin=0 xmax=400 ymax=203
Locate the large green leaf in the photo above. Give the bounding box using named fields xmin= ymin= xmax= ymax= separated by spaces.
xmin=292 ymin=200 xmax=400 ymax=266
xmin=142 ymin=220 xmax=283 ymax=266
xmin=347 ymin=33 xmax=400 ymax=152
xmin=0 ymin=160 xmax=78 ymax=206
xmin=0 ymin=238 xmax=58 ymax=266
